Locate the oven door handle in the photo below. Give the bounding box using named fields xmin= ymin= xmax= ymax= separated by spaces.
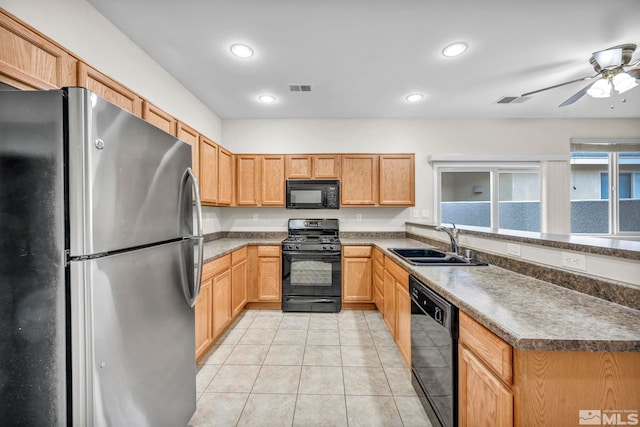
xmin=282 ymin=250 xmax=342 ymax=257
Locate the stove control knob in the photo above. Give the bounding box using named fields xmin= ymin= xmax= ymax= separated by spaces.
xmin=296 ymin=244 xmax=301 ymax=250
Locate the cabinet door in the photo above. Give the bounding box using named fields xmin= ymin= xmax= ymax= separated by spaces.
xmin=77 ymin=62 xmax=142 ymax=117
xmin=342 ymin=257 xmax=373 ymax=302
xmin=194 ymin=278 xmax=212 ymax=360
xmin=0 ymin=12 xmax=77 ymax=89
xmin=459 ymin=344 xmax=513 ymax=427
xmin=286 ymin=154 xmax=312 ymax=179
xmin=212 ymin=269 xmax=232 ymax=338
xmin=218 ymin=148 xmax=233 ymax=205
xmin=257 ymin=254 xmax=281 ymax=301
xmin=231 ymin=255 xmax=248 ymax=317
xmin=383 ymin=270 xmax=396 ymax=337
xmin=313 ymin=155 xmax=340 ymax=178
xmin=177 ymin=122 xmax=199 ymax=181
xmin=340 ymin=154 xmax=378 ymax=205
xmin=142 ymin=101 xmax=176 ymax=135
xmin=200 ymin=136 xmax=218 ymax=205
xmin=395 ymin=283 xmax=411 ymax=367
xmin=236 ymin=155 xmax=260 ymax=206
xmin=261 ymin=155 xmax=285 ymax=206
xmin=379 ymin=154 xmax=415 ymax=206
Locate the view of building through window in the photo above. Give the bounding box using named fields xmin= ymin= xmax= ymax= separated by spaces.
xmin=439 ymin=167 xmax=540 ymax=232
xmin=570 ymin=143 xmax=640 ymax=235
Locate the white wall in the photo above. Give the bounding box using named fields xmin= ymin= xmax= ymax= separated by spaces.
xmin=1 ymin=0 xmax=222 ymax=142
xmin=221 ymin=118 xmax=640 ymax=232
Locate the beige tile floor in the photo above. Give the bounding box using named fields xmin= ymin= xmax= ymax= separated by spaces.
xmin=190 ymin=309 xmax=432 ymax=427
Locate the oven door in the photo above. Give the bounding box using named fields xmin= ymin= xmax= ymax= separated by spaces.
xmin=282 ymin=250 xmax=342 ymax=297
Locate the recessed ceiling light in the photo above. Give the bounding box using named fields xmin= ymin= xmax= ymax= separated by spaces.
xmin=405 ymin=93 xmax=424 ymax=102
xmin=442 ymin=42 xmax=468 ymax=57
xmin=230 ymin=43 xmax=254 ymax=58
xmin=258 ymin=94 xmax=276 ymax=103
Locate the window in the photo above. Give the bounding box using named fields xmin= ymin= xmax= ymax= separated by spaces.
xmin=570 ymin=140 xmax=640 ymax=235
xmin=436 ymin=163 xmax=540 ymax=232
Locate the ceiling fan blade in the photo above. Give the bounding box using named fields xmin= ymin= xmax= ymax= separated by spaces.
xmin=626 ymin=68 xmax=640 ymax=78
xmin=520 ymin=74 xmax=598 ymax=97
xmin=559 ymin=81 xmax=596 ymax=107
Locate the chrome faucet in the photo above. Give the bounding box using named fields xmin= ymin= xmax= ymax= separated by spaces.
xmin=436 ymin=223 xmax=459 ymax=254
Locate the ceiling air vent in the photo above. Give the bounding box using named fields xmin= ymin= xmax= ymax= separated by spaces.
xmin=289 ymin=84 xmax=312 ymax=92
xmin=495 ymin=96 xmax=530 ymax=104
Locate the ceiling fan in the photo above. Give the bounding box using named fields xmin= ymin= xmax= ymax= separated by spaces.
xmin=520 ymin=43 xmax=640 ymax=107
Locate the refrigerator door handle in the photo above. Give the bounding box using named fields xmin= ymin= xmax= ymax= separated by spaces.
xmin=182 ymin=167 xmax=204 ymax=307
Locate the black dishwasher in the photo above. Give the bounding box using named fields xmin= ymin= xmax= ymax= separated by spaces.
xmin=410 ymin=274 xmax=458 ymax=427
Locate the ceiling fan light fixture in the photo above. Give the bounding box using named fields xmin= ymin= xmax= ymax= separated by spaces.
xmin=586 ymin=78 xmax=612 ymax=98
xmin=442 ymin=42 xmax=468 ymax=57
xmin=612 ymin=72 xmax=638 ymax=94
xmin=592 ymin=48 xmax=622 ymax=69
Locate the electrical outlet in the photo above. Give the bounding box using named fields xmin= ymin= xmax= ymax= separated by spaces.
xmin=507 ymin=243 xmax=521 ymax=257
xmin=561 ymin=252 xmax=586 ymax=271
xmin=412 ymin=209 xmax=419 ymax=219
xmin=421 ymin=209 xmax=430 ymax=219
xmin=356 ymin=213 xmax=362 ymax=222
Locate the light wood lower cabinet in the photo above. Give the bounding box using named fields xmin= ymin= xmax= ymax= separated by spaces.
xmin=248 ymin=245 xmax=281 ymax=302
xmin=231 ymin=247 xmax=248 ymax=317
xmin=395 ymin=282 xmax=411 ymax=367
xmin=194 ymin=278 xmax=213 ymax=360
xmin=383 ymin=270 xmax=396 ymax=335
xmin=195 ymin=248 xmax=249 ymax=361
xmin=459 ymin=344 xmax=513 ymax=427
xmin=342 ymin=246 xmax=373 ymax=303
xmin=373 ymin=248 xmax=384 ymax=314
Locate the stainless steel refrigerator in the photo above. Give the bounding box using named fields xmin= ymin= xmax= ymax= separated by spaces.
xmin=0 ymin=87 xmax=204 ymax=426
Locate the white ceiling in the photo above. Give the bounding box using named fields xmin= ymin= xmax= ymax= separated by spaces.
xmin=87 ymin=0 xmax=640 ymax=119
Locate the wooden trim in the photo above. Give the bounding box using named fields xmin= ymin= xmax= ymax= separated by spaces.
xmin=244 ymin=302 xmax=281 ymax=310
xmin=342 ymin=303 xmax=376 ymax=310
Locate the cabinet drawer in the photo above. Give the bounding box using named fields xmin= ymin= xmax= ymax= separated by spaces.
xmin=343 ymin=245 xmax=372 ymax=257
xmin=459 ymin=311 xmax=513 ymax=385
xmin=202 ymin=254 xmax=231 ymax=280
xmin=373 ymin=259 xmax=384 ymax=280
xmin=232 ymin=246 xmax=248 ymax=264
xmin=257 ymin=245 xmax=281 ymax=257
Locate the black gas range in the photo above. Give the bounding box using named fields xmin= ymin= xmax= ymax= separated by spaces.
xmin=281 ymin=219 xmax=342 ymax=312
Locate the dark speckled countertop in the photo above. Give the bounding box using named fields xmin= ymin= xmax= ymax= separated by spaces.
xmin=201 ymin=238 xmax=640 ymax=352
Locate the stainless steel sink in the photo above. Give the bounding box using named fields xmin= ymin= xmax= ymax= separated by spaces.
xmin=388 ymin=248 xmax=487 ymax=266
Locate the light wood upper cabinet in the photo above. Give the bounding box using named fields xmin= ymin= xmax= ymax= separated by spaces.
xmin=313 ymin=154 xmax=340 ymax=178
xmin=340 ymin=154 xmax=378 ymax=205
xmin=142 ymin=101 xmax=176 ymax=136
xmin=77 ymin=62 xmax=142 ymax=117
xmin=177 ymin=121 xmax=199 ymax=180
xmin=236 ymin=155 xmax=260 ymax=206
xmin=342 ymin=246 xmax=373 ymax=303
xmin=218 ymin=148 xmax=233 ymax=205
xmin=286 ymin=155 xmax=313 ymax=179
xmin=261 ymin=155 xmax=285 ymax=206
xmin=379 ymin=154 xmax=415 ymax=206
xmin=0 ymin=11 xmax=77 ymax=90
xmin=285 ymin=154 xmax=340 ymax=179
xmin=199 ymin=136 xmax=218 ymax=205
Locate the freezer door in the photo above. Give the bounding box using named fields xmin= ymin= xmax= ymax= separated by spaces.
xmin=67 ymin=87 xmax=195 ymax=257
xmin=69 ymin=240 xmax=196 ymax=427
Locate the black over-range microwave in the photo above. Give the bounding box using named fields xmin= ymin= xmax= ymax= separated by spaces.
xmin=286 ymin=179 xmax=340 ymax=209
